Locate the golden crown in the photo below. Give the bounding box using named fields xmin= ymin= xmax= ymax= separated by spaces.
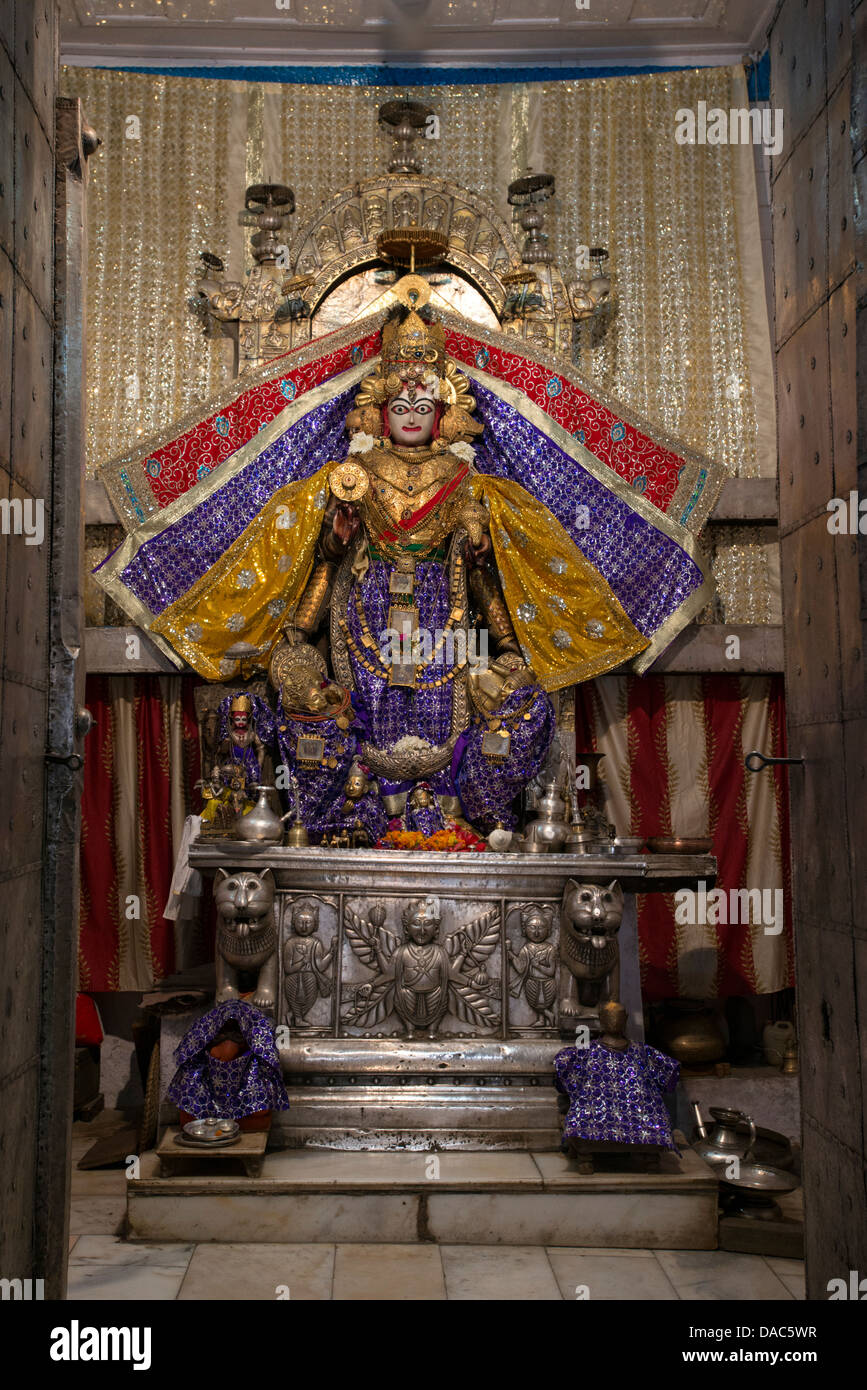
xmin=380 ymin=310 xmax=446 ymax=376
xmin=355 ymin=318 xmax=476 ymax=416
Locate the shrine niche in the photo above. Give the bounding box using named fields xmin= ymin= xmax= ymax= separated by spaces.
xmin=88 ymin=93 xmax=725 ymax=1152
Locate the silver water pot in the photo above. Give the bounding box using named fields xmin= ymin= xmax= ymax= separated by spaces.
xmin=692 ymin=1105 xmax=756 ymax=1171
xmin=523 ymin=781 xmax=571 ymax=851
xmin=234 ymin=785 xmax=288 ymax=844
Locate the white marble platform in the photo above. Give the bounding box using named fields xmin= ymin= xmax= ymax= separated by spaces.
xmin=126 ymin=1141 xmax=719 ymax=1249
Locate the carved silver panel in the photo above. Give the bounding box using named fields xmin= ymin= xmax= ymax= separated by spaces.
xmin=339 ymin=894 xmax=502 ymax=1039
xmin=505 ymin=900 xmax=559 ymax=1033
xmin=278 ymin=891 xmax=338 ymax=1034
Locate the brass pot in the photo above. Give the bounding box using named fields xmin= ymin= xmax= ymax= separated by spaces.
xmin=656 ymin=1003 xmax=727 ymax=1065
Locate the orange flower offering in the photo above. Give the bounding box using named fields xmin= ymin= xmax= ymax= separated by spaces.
xmin=377 ymin=824 xmax=488 ymax=852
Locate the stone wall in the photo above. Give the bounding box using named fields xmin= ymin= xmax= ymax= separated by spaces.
xmin=0 ymin=0 xmax=59 ymax=1292
xmin=769 ymin=0 xmax=867 ymax=1297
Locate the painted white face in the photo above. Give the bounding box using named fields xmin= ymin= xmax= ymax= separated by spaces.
xmin=386 ymin=386 xmax=436 ymax=445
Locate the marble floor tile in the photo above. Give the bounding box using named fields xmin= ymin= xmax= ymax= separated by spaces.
xmin=66 ymin=1263 xmax=188 ymax=1301
xmin=333 ymin=1243 xmax=446 ymax=1301
xmin=764 ymin=1257 xmax=805 ymax=1300
xmin=68 ymin=1198 xmax=126 ymax=1237
xmin=655 ymin=1250 xmax=793 ymax=1301
xmin=547 ymin=1249 xmax=678 ymax=1300
xmin=441 ymin=1244 xmax=562 ymax=1300
xmin=69 ymin=1236 xmax=193 ymax=1267
xmin=70 ymin=1168 xmax=129 ymax=1197
xmin=178 ymin=1243 xmax=335 ymax=1301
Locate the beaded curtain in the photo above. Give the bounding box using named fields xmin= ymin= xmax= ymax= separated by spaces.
xmin=62 ymin=64 xmax=777 ymax=620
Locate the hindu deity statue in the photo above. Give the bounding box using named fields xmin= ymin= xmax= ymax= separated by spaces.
xmin=200 ymin=691 xmax=273 ymax=831
xmin=262 ymin=291 xmax=601 ymax=832
xmin=95 ymin=272 xmax=711 ymax=842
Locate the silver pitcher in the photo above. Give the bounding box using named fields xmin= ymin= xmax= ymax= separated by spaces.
xmin=521 ymin=781 xmax=571 ymax=852
xmin=235 ymin=785 xmax=288 ymax=844
xmin=692 ymin=1105 xmax=756 ymax=1170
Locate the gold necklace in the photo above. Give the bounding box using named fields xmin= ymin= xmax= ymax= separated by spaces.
xmin=337 ymin=603 xmax=468 ymax=690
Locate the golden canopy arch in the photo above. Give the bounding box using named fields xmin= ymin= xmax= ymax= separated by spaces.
xmin=284 ymin=171 xmax=577 ymax=357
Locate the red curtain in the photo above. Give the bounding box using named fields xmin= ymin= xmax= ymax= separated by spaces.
xmin=79 ymin=675 xmax=201 ymax=990
xmin=578 ymin=673 xmax=794 ymax=1000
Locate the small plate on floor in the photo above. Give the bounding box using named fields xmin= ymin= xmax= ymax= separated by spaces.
xmin=181 ymin=1118 xmax=240 ymax=1145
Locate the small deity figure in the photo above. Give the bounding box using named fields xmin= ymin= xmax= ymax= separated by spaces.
xmin=282 ymin=900 xmax=333 ymax=1024
xmin=405 ymin=781 xmax=444 ymax=837
xmin=201 ymin=692 xmax=273 ymax=832
xmin=508 ymin=903 xmax=557 ymax=1025
xmin=393 ymin=896 xmax=451 ymax=1040
xmin=340 ymin=760 xmax=374 ymax=816
xmin=554 ymin=1001 xmax=680 ymax=1164
xmin=272 ymin=642 xmax=387 ymax=845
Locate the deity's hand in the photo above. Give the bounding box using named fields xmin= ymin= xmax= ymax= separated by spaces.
xmin=465 ymin=530 xmax=492 ymax=565
xmin=331 ymin=501 xmax=360 ymax=548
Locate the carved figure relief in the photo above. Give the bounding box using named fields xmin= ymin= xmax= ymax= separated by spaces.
xmin=473 ymin=221 xmax=498 ymax=268
xmin=315 ymin=223 xmax=340 ymax=258
xmin=508 ymin=902 xmax=558 ymax=1027
xmin=341 ymin=896 xmax=500 ymax=1038
xmin=340 ymin=202 xmax=365 ymax=247
xmin=450 ymin=209 xmax=477 ymax=249
xmin=391 ymin=191 xmax=421 ymax=228
xmin=363 ymin=194 xmax=387 ymax=238
xmin=422 ymin=195 xmax=450 ymax=234
xmin=282 ymin=899 xmax=334 ymax=1024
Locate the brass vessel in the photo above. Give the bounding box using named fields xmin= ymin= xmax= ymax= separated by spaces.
xmin=655 ymin=1002 xmax=727 ymax=1065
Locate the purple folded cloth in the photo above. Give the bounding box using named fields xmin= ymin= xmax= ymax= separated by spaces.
xmin=166 ymin=999 xmax=289 ymax=1119
xmin=554 ymin=1041 xmax=679 ymax=1149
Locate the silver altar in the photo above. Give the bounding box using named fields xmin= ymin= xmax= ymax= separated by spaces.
xmin=188 ymin=842 xmax=716 ymax=1151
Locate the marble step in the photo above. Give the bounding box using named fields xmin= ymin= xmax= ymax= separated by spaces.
xmin=127 ymin=1139 xmax=719 ymax=1249
xmin=274 ymin=1082 xmax=563 ymax=1150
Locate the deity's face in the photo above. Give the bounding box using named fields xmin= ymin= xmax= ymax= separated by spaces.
xmin=406 ymin=917 xmax=438 ymax=945
xmin=292 ymin=908 xmax=317 ymax=937
xmin=230 ymin=709 xmax=251 ymax=732
xmin=523 ymin=910 xmax=550 ymax=943
xmin=344 ymin=773 xmax=367 ymax=799
xmin=386 ymin=385 xmax=436 ymax=446
xmin=289 ymin=678 xmax=327 ymax=713
xmin=404 ymin=898 xmax=440 ymax=944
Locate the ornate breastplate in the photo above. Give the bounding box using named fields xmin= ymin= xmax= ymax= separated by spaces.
xmin=330 ymin=445 xmax=474 ymax=561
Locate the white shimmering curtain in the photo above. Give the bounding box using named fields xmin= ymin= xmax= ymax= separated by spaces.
xmin=62 ymin=65 xmax=774 ymax=492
